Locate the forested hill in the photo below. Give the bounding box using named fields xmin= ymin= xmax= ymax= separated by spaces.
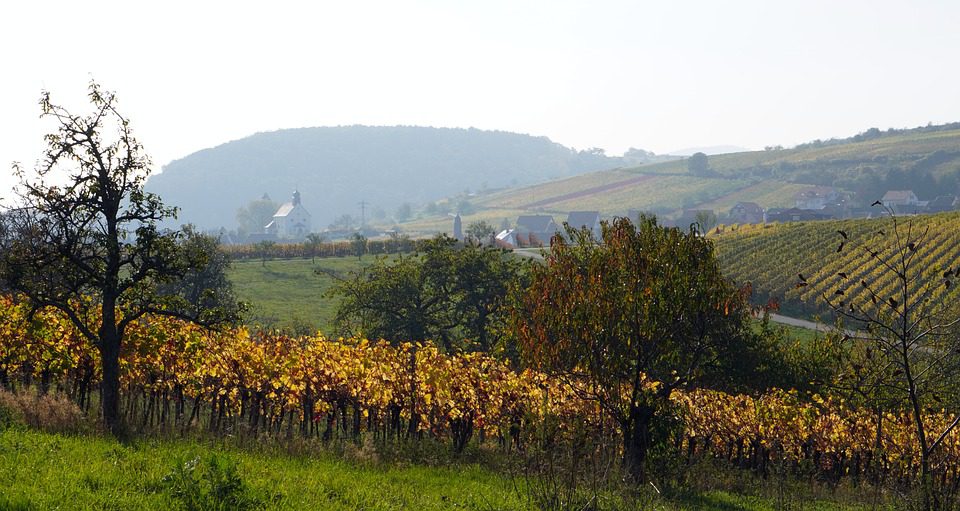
xmin=144 ymin=126 xmax=623 ymax=230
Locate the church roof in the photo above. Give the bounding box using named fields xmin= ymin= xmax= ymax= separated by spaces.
xmin=273 ymin=203 xmax=296 ymax=217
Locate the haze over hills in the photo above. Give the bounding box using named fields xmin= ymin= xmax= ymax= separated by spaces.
xmin=144 ymin=126 xmax=627 ymax=231
xmin=145 ymin=122 xmax=960 ymax=237
xmin=397 ymin=123 xmax=960 ymax=234
xmin=665 ymin=145 xmax=750 ymax=156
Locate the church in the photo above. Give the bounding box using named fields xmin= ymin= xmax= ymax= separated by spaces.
xmin=265 ymin=190 xmax=311 ymax=239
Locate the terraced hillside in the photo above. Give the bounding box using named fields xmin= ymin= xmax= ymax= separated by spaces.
xmin=712 ymin=211 xmax=960 ymax=317
xmin=397 ymin=125 xmax=960 ymax=236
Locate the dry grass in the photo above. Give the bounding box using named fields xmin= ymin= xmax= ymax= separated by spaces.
xmin=0 ymin=389 xmax=93 ymax=434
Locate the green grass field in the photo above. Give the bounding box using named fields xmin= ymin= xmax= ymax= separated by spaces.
xmin=0 ymin=427 xmax=525 ymax=510
xmin=228 ymin=256 xmax=376 ymax=335
xmin=0 ymin=427 xmax=879 ymax=510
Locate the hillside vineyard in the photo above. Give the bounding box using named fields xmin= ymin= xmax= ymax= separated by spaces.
xmin=712 ymin=211 xmax=960 ymax=315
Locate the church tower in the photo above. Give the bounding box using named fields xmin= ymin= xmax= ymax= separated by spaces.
xmin=453 ymin=213 xmax=463 ymax=241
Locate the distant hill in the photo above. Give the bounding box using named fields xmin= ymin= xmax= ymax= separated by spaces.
xmin=665 ymin=145 xmax=750 ymax=156
xmin=396 ymin=124 xmax=960 ymax=235
xmin=144 ymin=126 xmax=624 ymax=231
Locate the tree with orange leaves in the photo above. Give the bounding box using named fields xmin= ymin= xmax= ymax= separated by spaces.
xmin=510 ymin=216 xmax=757 ymax=480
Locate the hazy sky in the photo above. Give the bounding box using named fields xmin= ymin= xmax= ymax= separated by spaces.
xmin=3 ymin=0 xmax=959 ymax=196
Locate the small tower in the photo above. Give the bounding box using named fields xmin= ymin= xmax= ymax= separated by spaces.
xmin=453 ymin=213 xmax=463 ymax=241
xmin=292 ymin=190 xmax=301 ymax=206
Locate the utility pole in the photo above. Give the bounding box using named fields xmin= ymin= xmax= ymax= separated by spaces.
xmin=358 ymin=200 xmax=368 ymax=229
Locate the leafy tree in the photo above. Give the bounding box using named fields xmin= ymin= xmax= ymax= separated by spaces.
xmin=329 ymin=214 xmax=355 ymax=231
xmin=0 ymin=83 xmax=242 ymax=434
xmin=509 ymin=217 xmax=755 ymax=480
xmin=465 ymin=220 xmax=496 ymax=244
xmin=687 ymin=152 xmax=710 ymax=176
xmin=329 ymin=236 xmax=526 ymax=351
xmin=159 ymin=226 xmax=244 ymax=318
xmin=694 ymin=210 xmax=717 ymax=235
xmin=235 ymin=196 xmax=278 ymax=236
xmin=350 ymin=232 xmax=367 ymax=260
xmin=305 ymin=232 xmax=326 ymax=263
xmin=254 ymin=240 xmax=275 ymax=267
xmin=395 ymin=203 xmax=413 ymax=222
xmin=815 ymin=206 xmax=960 ymax=510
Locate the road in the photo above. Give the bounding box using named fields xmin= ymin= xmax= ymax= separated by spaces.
xmin=768 ymin=313 xmax=832 ymax=332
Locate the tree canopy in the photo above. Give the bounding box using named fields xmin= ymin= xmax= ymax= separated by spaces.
xmin=329 ymin=236 xmax=527 ymax=352
xmin=0 ymin=82 xmax=242 ymax=434
xmin=510 ymin=216 xmax=757 ymax=478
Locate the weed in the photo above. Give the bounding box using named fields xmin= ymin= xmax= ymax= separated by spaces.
xmin=160 ymin=453 xmax=274 ymax=511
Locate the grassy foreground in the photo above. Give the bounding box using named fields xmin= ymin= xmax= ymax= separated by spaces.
xmin=0 ymin=426 xmax=881 ymax=510
xmin=0 ymin=427 xmax=524 ymax=510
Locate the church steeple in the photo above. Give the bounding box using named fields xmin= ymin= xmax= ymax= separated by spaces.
xmin=292 ymin=190 xmax=301 ymax=206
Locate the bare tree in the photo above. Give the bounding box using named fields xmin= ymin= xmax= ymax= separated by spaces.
xmin=0 ymin=82 xmax=242 ymax=434
xmin=815 ymin=205 xmax=960 ymax=510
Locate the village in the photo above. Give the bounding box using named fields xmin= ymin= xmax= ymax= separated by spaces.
xmin=228 ymin=186 xmax=959 ymax=249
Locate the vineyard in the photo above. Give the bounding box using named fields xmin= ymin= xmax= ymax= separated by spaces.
xmin=712 ymin=211 xmax=960 ymax=316
xmin=2 ymin=296 xmax=960 ymax=488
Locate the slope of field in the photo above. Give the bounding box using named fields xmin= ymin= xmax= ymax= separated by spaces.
xmin=396 ymin=125 xmax=960 ymax=236
xmin=712 ymin=211 xmax=960 ymax=317
xmin=0 ymin=427 xmax=867 ymax=511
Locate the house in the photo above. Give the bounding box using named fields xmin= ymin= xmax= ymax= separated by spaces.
xmin=881 ymin=190 xmax=924 ymax=211
xmin=494 ymin=229 xmax=519 ymax=248
xmin=765 ymin=208 xmax=832 ymax=223
xmin=925 ymin=195 xmax=958 ymax=214
xmin=265 ymin=190 xmax=311 ymax=240
xmin=565 ymin=211 xmax=601 ymax=239
xmin=515 ymin=215 xmax=559 ymax=247
xmin=794 ymin=186 xmax=840 ymax=210
xmin=729 ymin=202 xmax=764 ymax=224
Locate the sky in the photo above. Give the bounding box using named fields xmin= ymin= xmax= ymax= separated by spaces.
xmin=2 ymin=0 xmax=960 ymax=197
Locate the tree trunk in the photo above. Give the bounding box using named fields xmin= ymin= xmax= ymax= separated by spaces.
xmin=623 ymin=403 xmax=656 ymax=481
xmin=99 ymin=329 xmax=122 ymax=436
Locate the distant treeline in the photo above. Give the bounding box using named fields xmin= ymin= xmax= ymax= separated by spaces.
xmin=795 ymin=121 xmax=960 ymax=149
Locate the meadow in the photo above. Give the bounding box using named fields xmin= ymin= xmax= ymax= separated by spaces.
xmin=0 ymin=407 xmax=886 ymax=510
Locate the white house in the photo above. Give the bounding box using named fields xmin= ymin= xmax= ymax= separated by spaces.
xmin=794 ymin=186 xmax=840 ymax=210
xmin=265 ymin=190 xmax=312 ymax=239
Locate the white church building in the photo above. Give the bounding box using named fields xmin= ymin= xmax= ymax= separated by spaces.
xmin=265 ymin=190 xmax=311 ymax=239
